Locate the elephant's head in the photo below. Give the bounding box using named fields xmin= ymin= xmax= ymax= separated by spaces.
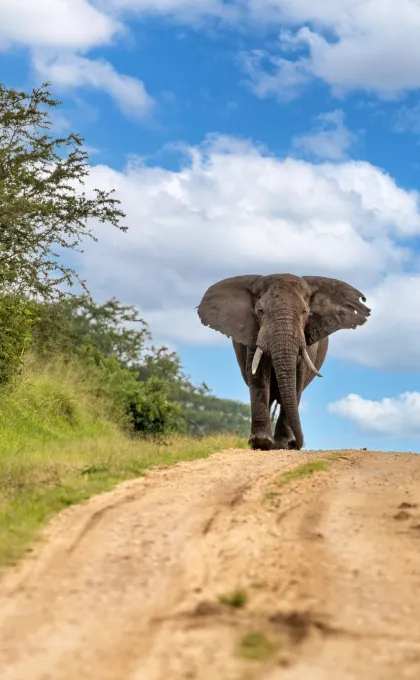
xmin=197 ymin=273 xmax=370 ymax=450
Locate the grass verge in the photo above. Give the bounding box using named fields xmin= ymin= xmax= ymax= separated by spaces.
xmin=0 ymin=361 xmax=246 ymax=569
xmin=0 ymin=433 xmax=245 ymax=569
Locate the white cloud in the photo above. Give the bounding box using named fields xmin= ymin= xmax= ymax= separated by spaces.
xmin=103 ymin=1 xmax=420 ymax=99
xmin=0 ymin=0 xmax=118 ymax=51
xmin=240 ymin=50 xmax=310 ymax=101
xmin=239 ymin=0 xmax=420 ymax=98
xmin=33 ymin=53 xmax=154 ymax=119
xmin=292 ymin=110 xmax=358 ymax=161
xmin=69 ymin=135 xmax=420 ymax=361
xmin=330 ymin=274 xmax=420 ymax=370
xmin=106 ymin=0 xmax=239 ymax=23
xmin=0 ymin=1 xmax=154 ymax=121
xmin=4 ymin=0 xmax=420 ymax=108
xmin=329 ymin=392 xmax=420 ymax=437
xmin=109 ymin=0 xmax=420 ymax=100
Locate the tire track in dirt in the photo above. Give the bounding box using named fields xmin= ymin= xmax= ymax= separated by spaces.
xmin=274 ymin=451 xmax=420 ymax=680
xmin=0 ymin=449 xmax=420 ymax=679
xmin=0 ymin=449 xmax=318 ymax=680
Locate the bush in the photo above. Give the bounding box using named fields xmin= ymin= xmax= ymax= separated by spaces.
xmin=0 ymin=296 xmax=39 ymax=385
xmin=127 ymin=377 xmax=184 ymax=435
xmin=78 ymin=343 xmax=183 ymax=436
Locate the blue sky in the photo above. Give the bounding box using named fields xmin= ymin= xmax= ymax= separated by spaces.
xmin=2 ymin=0 xmax=420 ymax=451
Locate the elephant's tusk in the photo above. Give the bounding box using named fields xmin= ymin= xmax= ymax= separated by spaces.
xmin=301 ymin=347 xmax=323 ymax=378
xmin=251 ymin=347 xmax=263 ymax=375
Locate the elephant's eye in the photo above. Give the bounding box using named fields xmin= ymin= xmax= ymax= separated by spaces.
xmin=255 ymin=305 xmax=263 ymax=317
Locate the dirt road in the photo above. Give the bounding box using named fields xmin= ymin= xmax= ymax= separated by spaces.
xmin=1 ymin=449 xmax=420 ymax=679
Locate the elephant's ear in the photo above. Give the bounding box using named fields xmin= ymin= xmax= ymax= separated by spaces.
xmin=197 ymin=275 xmax=261 ymax=346
xmin=303 ymin=276 xmax=371 ymax=345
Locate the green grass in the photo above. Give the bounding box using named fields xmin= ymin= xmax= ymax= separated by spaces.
xmin=0 ymin=360 xmax=246 ymax=568
xmin=0 ymin=358 xmax=114 ymax=456
xmin=236 ymin=632 xmax=276 ymax=661
xmin=219 ymin=589 xmax=248 ymax=608
xmin=278 ymin=459 xmax=331 ymax=485
xmin=262 ymin=456 xmax=337 ymax=502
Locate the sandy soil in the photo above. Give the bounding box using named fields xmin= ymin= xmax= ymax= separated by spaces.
xmin=1 ymin=448 xmax=420 ymax=679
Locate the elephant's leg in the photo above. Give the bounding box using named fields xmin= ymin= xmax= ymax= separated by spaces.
xmin=273 ymin=409 xmax=295 ymax=449
xmin=274 ymin=339 xmax=329 ymax=450
xmin=246 ymin=349 xmax=273 ymax=451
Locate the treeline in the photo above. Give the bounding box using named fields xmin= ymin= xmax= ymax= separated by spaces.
xmin=0 ymin=82 xmax=250 ymax=437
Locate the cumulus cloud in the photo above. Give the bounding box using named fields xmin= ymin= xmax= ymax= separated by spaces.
xmin=292 ymin=110 xmax=358 ymax=161
xmin=330 ymin=274 xmax=420 ymax=370
xmin=69 ymin=134 xmax=420 ymax=360
xmin=0 ymin=0 xmax=118 ymax=51
xmin=107 ymin=0 xmax=420 ymax=100
xmin=329 ymin=392 xmax=420 ymax=437
xmin=33 ymin=53 xmax=154 ymax=120
xmin=240 ymin=50 xmax=310 ymax=102
xmin=239 ymin=0 xmax=420 ymax=98
xmin=0 ymin=1 xmax=155 ymax=121
xmin=4 ymin=0 xmax=420 ymax=108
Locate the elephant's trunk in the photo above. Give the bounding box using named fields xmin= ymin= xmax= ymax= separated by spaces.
xmin=270 ymin=336 xmax=304 ymax=450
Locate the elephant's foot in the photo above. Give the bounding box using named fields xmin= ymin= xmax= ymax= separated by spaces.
xmin=274 ymin=437 xmax=297 ymax=450
xmin=249 ymin=433 xmax=274 ymax=451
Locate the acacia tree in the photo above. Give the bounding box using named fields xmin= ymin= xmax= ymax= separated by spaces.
xmin=0 ymin=82 xmax=127 ymax=383
xmin=0 ymin=82 xmax=126 ymax=299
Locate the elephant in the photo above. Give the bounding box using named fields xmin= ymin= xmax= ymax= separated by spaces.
xmin=197 ymin=273 xmax=370 ymax=451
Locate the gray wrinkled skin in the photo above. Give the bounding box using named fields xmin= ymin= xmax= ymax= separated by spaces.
xmin=197 ymin=273 xmax=370 ymax=451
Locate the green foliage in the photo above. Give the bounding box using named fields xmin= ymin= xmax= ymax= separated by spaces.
xmin=29 ymin=298 xmax=76 ymax=360
xmin=58 ymin=295 xmax=150 ymax=366
xmin=78 ymin=344 xmax=182 ymax=435
xmin=138 ymin=346 xmax=251 ymax=437
xmin=31 ymin=298 xmax=180 ymax=435
xmin=127 ymin=377 xmax=183 ymax=435
xmin=0 ymin=82 xmax=125 ymax=299
xmin=30 ymin=295 xmax=150 ymax=364
xmin=219 ymin=589 xmax=248 ymax=608
xmin=30 ymin=297 xmax=251 ymax=437
xmin=0 ymin=296 xmax=39 ymax=385
xmin=178 ymin=389 xmax=251 ymax=437
xmin=0 ymin=82 xmax=126 ymax=384
xmin=0 ymin=359 xmax=113 ymax=457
